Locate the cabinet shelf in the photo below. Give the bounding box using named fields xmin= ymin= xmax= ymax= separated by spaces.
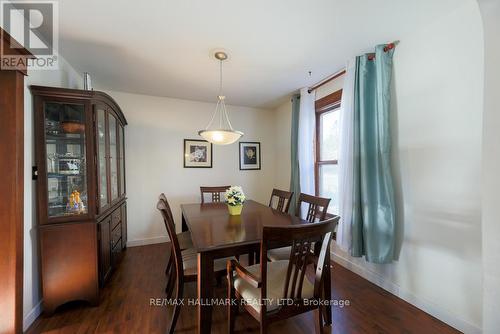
xmin=47 ymin=173 xmax=85 ymax=178
xmin=46 ymin=133 xmax=84 ymax=139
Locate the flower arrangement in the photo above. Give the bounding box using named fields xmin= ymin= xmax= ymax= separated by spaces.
xmin=225 ymin=186 xmax=246 ymax=207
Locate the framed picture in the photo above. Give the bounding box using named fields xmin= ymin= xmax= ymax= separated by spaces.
xmin=184 ymin=139 xmax=213 ymax=168
xmin=239 ymin=142 xmax=261 ymax=170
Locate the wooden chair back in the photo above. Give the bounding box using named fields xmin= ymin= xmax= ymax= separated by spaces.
xmin=157 ymin=198 xmax=184 ymax=280
xmin=260 ymin=217 xmax=339 ymax=313
xmin=296 ymin=193 xmax=331 ymax=222
xmin=159 ymin=193 xmax=168 ymax=204
xmin=268 ymin=188 xmax=294 ymax=213
xmin=159 ymin=193 xmax=177 ymax=228
xmin=200 ymin=186 xmax=231 ymax=204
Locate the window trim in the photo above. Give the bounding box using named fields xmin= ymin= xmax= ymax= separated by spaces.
xmin=314 ymin=89 xmax=342 ymax=216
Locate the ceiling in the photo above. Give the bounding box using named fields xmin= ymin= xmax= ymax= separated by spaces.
xmin=56 ymin=0 xmax=466 ymax=109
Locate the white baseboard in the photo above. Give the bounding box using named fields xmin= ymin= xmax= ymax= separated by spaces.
xmin=127 ymin=236 xmax=169 ymax=247
xmin=331 ymin=251 xmax=481 ymax=334
xmin=23 ymin=300 xmax=42 ymax=332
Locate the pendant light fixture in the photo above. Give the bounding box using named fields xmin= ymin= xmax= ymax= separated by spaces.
xmin=198 ymin=51 xmax=243 ymax=145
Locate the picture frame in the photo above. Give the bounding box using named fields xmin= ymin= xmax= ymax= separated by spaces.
xmin=184 ymin=139 xmax=213 ymax=168
xmin=239 ymin=142 xmax=261 ymax=170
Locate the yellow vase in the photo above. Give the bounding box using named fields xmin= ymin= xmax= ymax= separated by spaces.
xmin=228 ymin=204 xmax=243 ymax=216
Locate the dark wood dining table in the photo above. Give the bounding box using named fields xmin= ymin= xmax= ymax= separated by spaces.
xmin=180 ymin=200 xmax=332 ymax=334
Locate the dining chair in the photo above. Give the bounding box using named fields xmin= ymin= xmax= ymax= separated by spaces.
xmin=268 ymin=188 xmax=294 ymax=213
xmin=268 ymin=193 xmax=331 ymax=262
xmin=200 ymin=185 xmax=231 ymax=203
xmin=295 ymin=193 xmax=331 ymax=222
xmin=158 ymin=194 xmax=193 ymax=280
xmin=227 ymin=217 xmax=339 ymax=334
xmin=157 ymin=199 xmax=232 ymax=334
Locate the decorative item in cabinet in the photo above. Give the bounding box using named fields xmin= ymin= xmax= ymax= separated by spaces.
xmin=61 ymin=121 xmax=85 ymax=134
xmin=58 ymin=156 xmax=83 ymax=175
xmin=31 ymin=85 xmax=127 ymax=313
xmin=84 ymin=72 xmax=93 ymax=91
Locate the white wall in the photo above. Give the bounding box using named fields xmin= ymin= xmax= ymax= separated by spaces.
xmin=273 ymin=99 xmax=292 ymax=191
xmin=107 ymin=91 xmax=276 ymax=246
xmin=272 ymin=1 xmax=484 ymax=332
xmin=23 ymin=58 xmax=83 ymax=330
xmin=478 ymin=0 xmax=500 ymax=333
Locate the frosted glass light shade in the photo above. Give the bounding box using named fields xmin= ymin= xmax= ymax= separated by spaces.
xmin=198 ymin=129 xmax=243 ymax=145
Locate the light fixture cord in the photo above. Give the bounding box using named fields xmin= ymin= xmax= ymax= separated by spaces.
xmin=219 ymin=59 xmax=223 ymax=96
xmin=204 ymin=56 xmax=235 ymax=130
xmin=219 ymin=58 xmax=234 ymax=130
xmin=219 ymin=60 xmax=223 ymax=127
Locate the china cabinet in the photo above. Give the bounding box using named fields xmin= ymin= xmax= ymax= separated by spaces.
xmin=31 ymin=86 xmax=127 ymax=314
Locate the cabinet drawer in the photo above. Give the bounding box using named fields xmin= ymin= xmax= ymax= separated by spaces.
xmin=111 ymin=223 xmax=122 ymax=248
xmin=111 ymin=208 xmax=121 ymax=230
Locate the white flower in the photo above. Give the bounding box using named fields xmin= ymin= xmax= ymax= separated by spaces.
xmin=225 ymin=186 xmax=245 ymax=206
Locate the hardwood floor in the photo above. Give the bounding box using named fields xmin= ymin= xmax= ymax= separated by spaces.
xmin=26 ymin=243 xmax=460 ymax=334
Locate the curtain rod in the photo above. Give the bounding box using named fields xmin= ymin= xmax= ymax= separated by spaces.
xmin=308 ymin=41 xmax=399 ymax=94
xmin=308 ymin=69 xmax=346 ymax=93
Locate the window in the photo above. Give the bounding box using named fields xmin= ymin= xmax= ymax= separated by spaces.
xmin=315 ymin=90 xmax=342 ymax=215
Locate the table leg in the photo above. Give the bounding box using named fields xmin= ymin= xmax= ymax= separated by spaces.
xmin=323 ymin=247 xmax=332 ymax=325
xmin=197 ymin=252 xmax=214 ymax=334
xmin=182 ymin=213 xmax=188 ymax=232
xmin=248 ymin=252 xmax=254 ymax=266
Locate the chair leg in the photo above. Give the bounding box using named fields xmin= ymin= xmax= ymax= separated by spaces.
xmin=315 ymin=308 xmax=324 ymax=334
xmin=228 ymin=290 xmax=236 ymax=333
xmin=248 ymin=252 xmax=254 ymax=265
xmin=321 ymin=282 xmax=333 ymax=326
xmin=168 ymin=276 xmax=184 ymax=334
xmin=166 ymin=268 xmax=176 ymax=299
xmin=165 ymin=253 xmax=174 ymax=294
xmin=216 ymin=275 xmax=222 ymax=287
xmin=167 ymin=280 xmax=176 ymax=300
xmin=165 ymin=249 xmax=175 ymax=298
xmin=227 ymin=261 xmax=238 ymax=334
xmin=255 ymin=249 xmax=261 ymax=264
xmin=165 ymin=251 xmax=173 ymax=276
xmin=259 ymin=320 xmax=267 ymax=334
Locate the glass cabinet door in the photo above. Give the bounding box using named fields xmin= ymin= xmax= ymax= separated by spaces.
xmin=44 ymin=102 xmax=88 ymax=218
xmin=96 ymin=107 xmax=108 ymax=209
xmin=109 ymin=114 xmax=119 ymax=201
xmin=118 ymin=124 xmax=125 ymax=196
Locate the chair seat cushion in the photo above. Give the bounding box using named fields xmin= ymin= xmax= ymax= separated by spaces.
xmin=233 ymin=260 xmax=314 ymax=313
xmin=181 ymin=249 xmax=231 ymax=276
xmin=180 ymin=247 xmax=197 ymax=258
xmin=268 ymin=243 xmax=318 ymax=262
xmin=267 ymin=246 xmax=291 ymax=262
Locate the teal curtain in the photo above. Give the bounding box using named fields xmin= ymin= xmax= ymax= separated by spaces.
xmin=351 ymin=45 xmax=396 ymax=263
xmin=289 ymin=94 xmax=301 ymax=214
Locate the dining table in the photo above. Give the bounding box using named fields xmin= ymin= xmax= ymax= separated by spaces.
xmin=180 ymin=199 xmax=332 ymax=334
